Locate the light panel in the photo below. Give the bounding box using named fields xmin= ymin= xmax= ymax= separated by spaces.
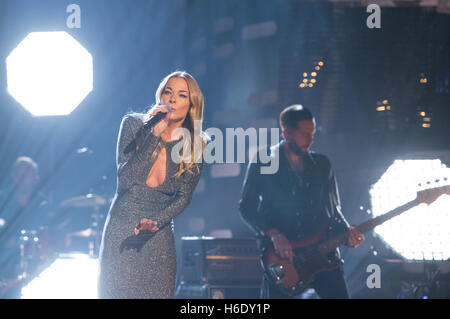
xmin=6 ymin=31 xmax=93 ymax=116
xmin=370 ymin=159 xmax=450 ymax=261
xmin=21 ymin=253 xmax=98 ymax=298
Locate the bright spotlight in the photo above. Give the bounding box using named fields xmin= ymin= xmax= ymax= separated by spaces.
xmin=21 ymin=253 xmax=98 ymax=298
xmin=370 ymin=159 xmax=450 ymax=261
xmin=6 ymin=31 xmax=93 ymax=116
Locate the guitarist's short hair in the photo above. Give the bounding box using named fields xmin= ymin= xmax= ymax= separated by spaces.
xmin=280 ymin=104 xmax=314 ymax=130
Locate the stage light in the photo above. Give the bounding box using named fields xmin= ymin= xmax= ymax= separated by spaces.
xmin=423 ymin=117 xmax=431 ymax=122
xmin=311 ymin=72 xmax=317 ymax=77
xmin=386 ymin=105 xmax=391 ymax=110
xmin=376 ymin=106 xmax=386 ymax=112
xmin=303 ymin=72 xmax=307 ymax=77
xmin=299 ymin=83 xmax=306 ymax=88
xmin=308 ymin=83 xmax=313 ymax=87
xmin=370 ymin=159 xmax=450 ymax=261
xmin=420 ymin=112 xmax=426 ymax=117
xmin=422 ymin=123 xmax=431 ymax=128
xmin=382 ymin=100 xmax=388 ymax=104
xmin=302 ymin=78 xmax=308 ymax=83
xmin=318 ymin=61 xmax=324 ymax=66
xmin=315 ymin=66 xmax=320 ymax=71
xmin=21 ymin=253 xmax=98 ymax=298
xmin=6 ymin=31 xmax=93 ymax=116
xmin=310 ymin=79 xmax=316 ymax=83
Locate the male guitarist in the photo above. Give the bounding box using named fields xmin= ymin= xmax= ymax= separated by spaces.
xmin=239 ymin=104 xmax=364 ymax=299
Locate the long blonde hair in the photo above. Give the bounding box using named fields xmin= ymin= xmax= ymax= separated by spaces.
xmin=148 ymin=71 xmax=207 ymax=178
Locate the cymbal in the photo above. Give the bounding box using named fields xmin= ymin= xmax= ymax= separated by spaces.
xmin=60 ymin=194 xmax=107 ymax=208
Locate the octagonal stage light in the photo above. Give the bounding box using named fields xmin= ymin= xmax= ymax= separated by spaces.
xmin=6 ymin=31 xmax=93 ymax=116
xmin=21 ymin=253 xmax=98 ymax=299
xmin=370 ymin=159 xmax=450 ymax=261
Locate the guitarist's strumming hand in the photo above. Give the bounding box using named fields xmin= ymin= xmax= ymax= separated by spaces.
xmin=267 ymin=229 xmax=295 ymax=264
xmin=347 ymin=226 xmax=364 ymax=248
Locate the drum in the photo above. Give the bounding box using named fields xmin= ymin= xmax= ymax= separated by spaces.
xmin=57 ymin=193 xmax=108 ymax=257
xmin=63 ymin=228 xmax=98 ymax=256
xmin=18 ymin=227 xmax=57 ymax=276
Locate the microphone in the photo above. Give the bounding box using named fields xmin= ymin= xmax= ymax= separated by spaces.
xmin=143 ymin=105 xmax=172 ymax=129
xmin=124 ymin=106 xmax=172 ymax=154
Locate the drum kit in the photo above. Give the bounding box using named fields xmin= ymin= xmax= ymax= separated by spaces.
xmin=0 ymin=193 xmax=110 ymax=298
xmin=17 ymin=193 xmax=109 ymax=280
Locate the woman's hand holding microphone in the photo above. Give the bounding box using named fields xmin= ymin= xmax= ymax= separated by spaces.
xmin=148 ymin=104 xmax=172 ymax=137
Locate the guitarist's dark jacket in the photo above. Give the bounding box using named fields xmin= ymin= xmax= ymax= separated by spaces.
xmin=239 ymin=140 xmax=350 ymax=259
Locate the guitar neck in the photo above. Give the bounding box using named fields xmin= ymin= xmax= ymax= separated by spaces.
xmin=319 ymin=198 xmax=418 ymax=254
xmin=357 ymin=199 xmax=418 ymax=233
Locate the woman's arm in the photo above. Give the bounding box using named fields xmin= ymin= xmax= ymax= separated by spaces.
xmin=116 ymin=115 xmax=161 ymax=191
xmin=152 ymin=163 xmax=203 ymax=230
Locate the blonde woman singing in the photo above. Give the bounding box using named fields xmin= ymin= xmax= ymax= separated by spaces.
xmin=98 ymin=71 xmax=206 ymax=298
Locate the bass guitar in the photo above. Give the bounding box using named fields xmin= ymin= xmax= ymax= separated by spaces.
xmin=262 ymin=185 xmax=450 ymax=296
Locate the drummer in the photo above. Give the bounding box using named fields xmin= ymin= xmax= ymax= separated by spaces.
xmin=0 ymin=157 xmax=53 ymax=296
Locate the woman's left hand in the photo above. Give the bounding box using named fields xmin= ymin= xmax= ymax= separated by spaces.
xmin=135 ymin=218 xmax=159 ymax=235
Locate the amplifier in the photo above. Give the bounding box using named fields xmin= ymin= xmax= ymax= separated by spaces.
xmin=176 ymin=282 xmax=261 ymax=299
xmin=206 ymin=283 xmax=261 ymax=299
xmin=180 ymin=236 xmax=263 ymax=284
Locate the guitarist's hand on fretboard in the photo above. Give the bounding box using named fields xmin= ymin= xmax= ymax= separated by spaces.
xmin=347 ymin=226 xmax=364 ymax=248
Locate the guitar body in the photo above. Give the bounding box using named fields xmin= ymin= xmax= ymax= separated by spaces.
xmin=262 ymin=230 xmax=342 ymax=296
